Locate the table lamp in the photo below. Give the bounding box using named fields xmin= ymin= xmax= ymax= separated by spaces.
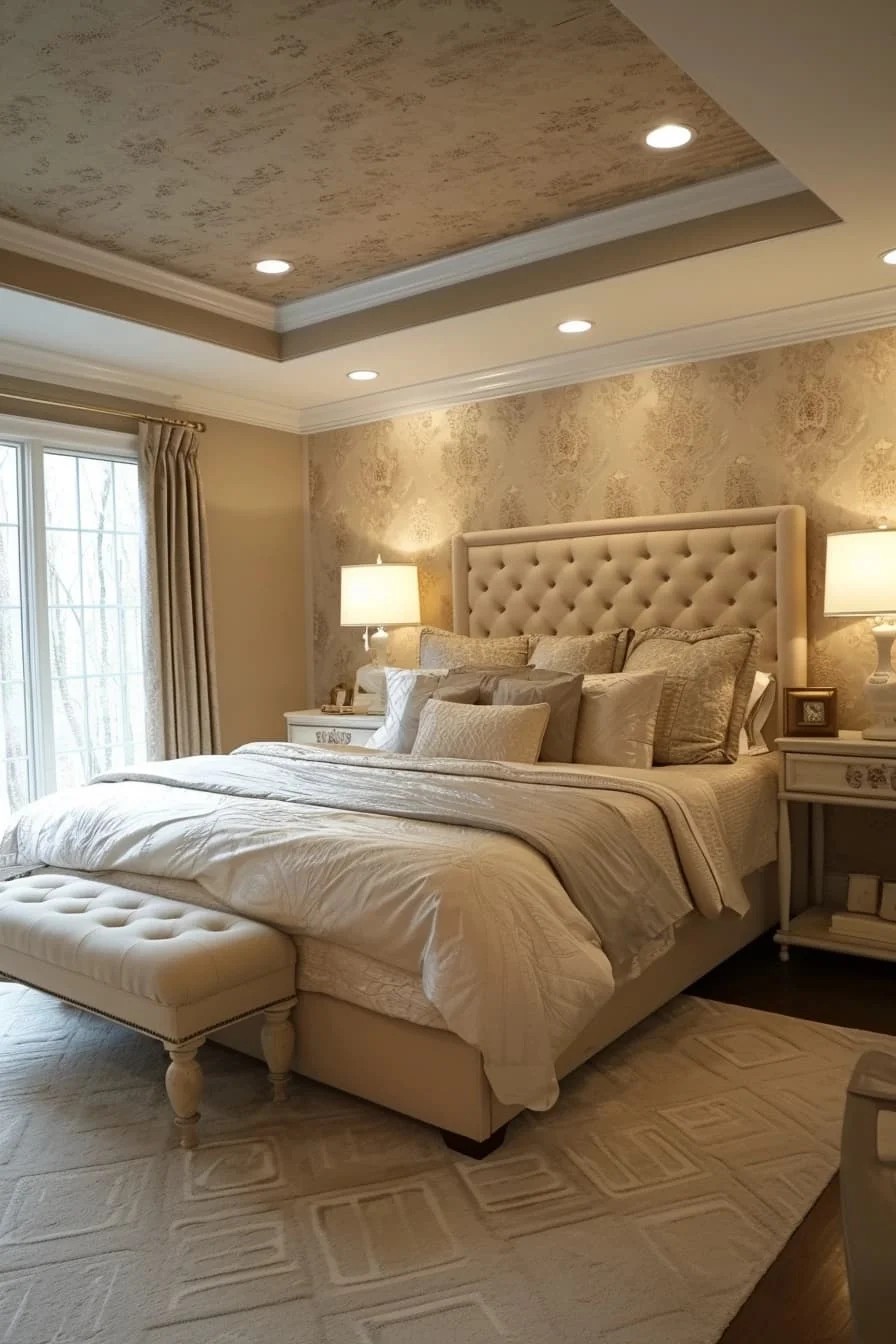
xmin=340 ymin=555 xmax=420 ymax=711
xmin=824 ymin=527 xmax=896 ymax=739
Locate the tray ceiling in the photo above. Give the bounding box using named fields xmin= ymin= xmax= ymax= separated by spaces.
xmin=0 ymin=0 xmax=772 ymax=303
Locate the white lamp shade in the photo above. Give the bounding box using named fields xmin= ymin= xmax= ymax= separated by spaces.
xmin=340 ymin=560 xmax=420 ymax=627
xmin=824 ymin=529 xmax=896 ymax=616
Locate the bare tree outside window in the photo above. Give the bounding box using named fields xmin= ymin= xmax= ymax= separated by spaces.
xmin=0 ymin=434 xmax=145 ymax=825
xmin=0 ymin=443 xmax=29 ymax=818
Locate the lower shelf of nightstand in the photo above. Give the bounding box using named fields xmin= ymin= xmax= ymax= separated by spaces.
xmin=775 ymin=906 xmax=896 ymax=964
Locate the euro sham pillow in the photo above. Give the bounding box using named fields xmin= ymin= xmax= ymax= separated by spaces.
xmin=623 ymin=626 xmax=760 ymax=764
xmin=491 ymin=671 xmax=583 ymax=762
xmin=528 ymin=631 xmax=629 ymax=675
xmin=411 ymin=698 xmax=550 ymax=764
xmin=418 ymin=626 xmax=528 ymax=670
xmin=366 ymin=667 xmax=481 ymax=752
xmin=573 ymin=670 xmax=667 ymax=769
xmin=739 ymin=671 xmax=776 ymax=756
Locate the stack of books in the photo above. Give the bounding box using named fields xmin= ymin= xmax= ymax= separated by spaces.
xmin=831 ymin=910 xmax=896 ymax=947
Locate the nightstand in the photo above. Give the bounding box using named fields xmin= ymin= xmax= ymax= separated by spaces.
xmin=776 ymin=731 xmax=896 ymax=963
xmin=284 ymin=709 xmax=384 ymax=748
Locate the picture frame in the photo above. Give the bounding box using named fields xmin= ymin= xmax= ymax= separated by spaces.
xmin=784 ymin=686 xmax=839 ymax=737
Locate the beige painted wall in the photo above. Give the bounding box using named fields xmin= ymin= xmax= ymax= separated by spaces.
xmin=0 ymin=375 xmax=306 ymax=751
xmin=308 ymin=324 xmax=896 ymax=877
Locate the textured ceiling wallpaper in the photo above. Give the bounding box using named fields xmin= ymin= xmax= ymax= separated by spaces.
xmin=309 ymin=324 xmax=896 ymax=749
xmin=0 ymin=0 xmax=770 ymax=300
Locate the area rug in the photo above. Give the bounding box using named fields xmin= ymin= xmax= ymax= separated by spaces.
xmin=0 ymin=984 xmax=887 ymax=1344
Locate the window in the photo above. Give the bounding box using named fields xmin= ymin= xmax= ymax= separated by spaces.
xmin=0 ymin=419 xmax=145 ymax=823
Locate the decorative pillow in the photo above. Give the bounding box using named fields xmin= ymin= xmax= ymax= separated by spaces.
xmin=623 ymin=626 xmax=760 ymax=764
xmin=492 ymin=672 xmax=583 ymax=762
xmin=739 ymin=671 xmax=776 ymax=756
xmin=418 ymin=627 xmax=528 ymax=670
xmin=367 ymin=667 xmax=481 ymax=752
xmin=528 ymin=631 xmax=629 ymax=675
xmin=573 ymin=670 xmax=667 ymax=769
xmin=411 ymin=699 xmax=550 ymax=764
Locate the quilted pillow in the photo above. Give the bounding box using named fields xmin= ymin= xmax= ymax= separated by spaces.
xmin=528 ymin=631 xmax=629 ymax=675
xmin=411 ymin=699 xmax=550 ymax=764
xmin=623 ymin=626 xmax=760 ymax=764
xmin=367 ymin=667 xmax=481 ymax=753
xmin=418 ymin=627 xmax=528 ymax=670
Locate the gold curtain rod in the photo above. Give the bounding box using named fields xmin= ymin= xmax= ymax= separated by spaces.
xmin=0 ymin=391 xmax=206 ymax=433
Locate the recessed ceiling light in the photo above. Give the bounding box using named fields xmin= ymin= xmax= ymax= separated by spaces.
xmin=347 ymin=369 xmax=379 ymax=381
xmin=557 ymin=319 xmax=593 ymax=334
xmin=254 ymin=258 xmax=292 ymax=275
xmin=645 ymin=123 xmax=694 ymax=150
xmin=882 ymin=248 xmax=896 ymax=265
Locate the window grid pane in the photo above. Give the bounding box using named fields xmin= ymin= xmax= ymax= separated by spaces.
xmin=43 ymin=449 xmax=145 ymax=789
xmin=0 ymin=444 xmax=30 ymax=820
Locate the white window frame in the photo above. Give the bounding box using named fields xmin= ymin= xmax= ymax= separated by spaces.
xmin=0 ymin=414 xmax=139 ymax=802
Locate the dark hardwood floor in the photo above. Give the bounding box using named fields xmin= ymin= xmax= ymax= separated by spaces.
xmin=689 ymin=933 xmax=896 ymax=1344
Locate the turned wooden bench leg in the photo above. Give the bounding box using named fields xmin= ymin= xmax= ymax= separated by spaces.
xmin=261 ymin=1000 xmax=296 ymax=1102
xmin=163 ymin=1037 xmax=205 ymax=1149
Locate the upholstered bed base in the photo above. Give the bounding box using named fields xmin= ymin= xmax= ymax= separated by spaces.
xmin=213 ymin=862 xmax=778 ymax=1141
xmin=215 ymin=505 xmax=804 ymax=1142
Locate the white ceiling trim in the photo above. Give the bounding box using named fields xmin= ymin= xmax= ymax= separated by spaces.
xmin=0 ymin=340 xmax=302 ymax=435
xmin=4 ymin=279 xmax=895 ymax=441
xmin=299 ymin=282 xmax=896 ymax=433
xmin=277 ymin=163 xmax=802 ymax=331
xmin=0 ymin=217 xmax=277 ymax=330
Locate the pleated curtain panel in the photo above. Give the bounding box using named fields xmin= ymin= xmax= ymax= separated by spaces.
xmin=138 ymin=423 xmax=220 ymax=758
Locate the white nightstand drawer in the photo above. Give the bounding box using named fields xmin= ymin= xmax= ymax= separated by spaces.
xmin=785 ymin=751 xmax=896 ymax=798
xmin=287 ymin=722 xmax=379 ymax=747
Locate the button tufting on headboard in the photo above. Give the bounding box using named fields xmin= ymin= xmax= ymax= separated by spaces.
xmin=450 ymin=507 xmax=809 ymax=727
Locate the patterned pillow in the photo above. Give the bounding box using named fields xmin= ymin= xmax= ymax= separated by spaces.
xmin=411 ymin=699 xmax=550 ymax=764
xmin=367 ymin=668 xmax=481 ymax=752
xmin=573 ymin=670 xmax=667 ymax=769
xmin=528 ymin=631 xmax=629 ymax=675
xmin=623 ymin=626 xmax=760 ymax=764
xmin=418 ymin=627 xmax=528 ymax=670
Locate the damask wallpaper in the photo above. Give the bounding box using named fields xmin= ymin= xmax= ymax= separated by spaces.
xmin=309 ymin=325 xmax=896 ymax=740
xmin=0 ymin=0 xmax=769 ymax=300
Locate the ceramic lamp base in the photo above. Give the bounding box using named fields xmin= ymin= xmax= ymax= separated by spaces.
xmin=862 ymin=623 xmax=896 ymax=739
xmin=354 ymin=662 xmax=386 ymax=713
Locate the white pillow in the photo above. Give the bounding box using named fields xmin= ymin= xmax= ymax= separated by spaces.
xmin=411 ymin=699 xmax=550 ymax=764
xmin=573 ymin=670 xmax=667 ymax=769
xmin=738 ymin=671 xmax=776 ymax=756
xmin=366 ymin=667 xmax=448 ymax=751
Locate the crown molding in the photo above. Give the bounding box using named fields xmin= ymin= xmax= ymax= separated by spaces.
xmin=5 ymin=279 xmax=894 ymax=440
xmin=0 ymin=340 xmax=302 ymax=435
xmin=299 ymin=282 xmax=896 ymax=432
xmin=0 ymin=217 xmax=277 ymax=330
xmin=277 ymin=163 xmax=802 ymax=332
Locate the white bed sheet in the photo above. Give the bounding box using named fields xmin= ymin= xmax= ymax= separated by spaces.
xmin=296 ymin=753 xmax=779 ymax=1029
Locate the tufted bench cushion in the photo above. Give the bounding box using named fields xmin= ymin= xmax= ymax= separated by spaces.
xmin=0 ymin=872 xmax=296 ymax=1042
xmin=0 ymin=873 xmax=298 ymax=1147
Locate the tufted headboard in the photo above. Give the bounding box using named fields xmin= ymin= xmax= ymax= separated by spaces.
xmin=451 ymin=505 xmax=807 ymax=730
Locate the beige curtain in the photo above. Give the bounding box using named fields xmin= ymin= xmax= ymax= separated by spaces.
xmin=139 ymin=423 xmax=220 ymax=758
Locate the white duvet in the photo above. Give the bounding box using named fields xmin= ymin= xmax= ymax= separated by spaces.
xmin=3 ymin=743 xmax=747 ymax=1109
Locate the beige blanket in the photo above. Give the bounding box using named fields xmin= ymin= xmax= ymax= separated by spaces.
xmin=4 ymin=743 xmax=747 ymax=1109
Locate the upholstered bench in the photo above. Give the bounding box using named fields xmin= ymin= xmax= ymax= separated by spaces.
xmin=0 ymin=872 xmax=298 ymax=1148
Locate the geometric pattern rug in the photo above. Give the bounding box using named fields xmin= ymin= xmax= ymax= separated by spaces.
xmin=0 ymin=982 xmax=887 ymax=1344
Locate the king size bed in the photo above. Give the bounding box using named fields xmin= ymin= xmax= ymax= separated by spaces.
xmin=3 ymin=504 xmax=807 ymax=1153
